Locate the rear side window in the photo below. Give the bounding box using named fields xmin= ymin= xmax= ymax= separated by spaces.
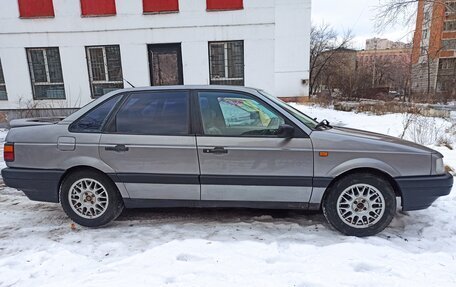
xmin=109 ymin=91 xmax=189 ymax=135
xmin=70 ymin=95 xmax=121 ymax=133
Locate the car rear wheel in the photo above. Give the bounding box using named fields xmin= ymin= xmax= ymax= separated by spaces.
xmin=60 ymin=170 xmax=124 ymax=227
xmin=322 ymin=173 xmax=396 ymax=237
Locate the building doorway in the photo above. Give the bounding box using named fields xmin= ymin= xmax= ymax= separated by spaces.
xmin=148 ymin=43 xmax=183 ymax=86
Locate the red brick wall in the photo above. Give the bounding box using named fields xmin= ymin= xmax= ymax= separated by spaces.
xmin=412 ymin=0 xmax=425 ymax=64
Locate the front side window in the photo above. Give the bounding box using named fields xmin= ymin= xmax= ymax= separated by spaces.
xmin=209 ymin=41 xmax=244 ymax=86
xmin=0 ymin=58 xmax=7 ymax=100
xmin=70 ymin=95 xmax=122 ymax=133
xmin=258 ymin=90 xmax=319 ymax=129
xmin=26 ymin=47 xmax=65 ymax=100
xmin=86 ymin=45 xmax=124 ymax=98
xmin=199 ymin=92 xmax=285 ymax=137
xmin=109 ymin=91 xmax=189 ymax=135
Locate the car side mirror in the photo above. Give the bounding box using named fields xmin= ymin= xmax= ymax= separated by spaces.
xmin=277 ymin=124 xmax=294 ymax=138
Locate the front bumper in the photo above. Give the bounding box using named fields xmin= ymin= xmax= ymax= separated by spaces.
xmin=1 ymin=168 xmax=64 ymax=203
xmin=396 ymin=173 xmax=453 ymax=211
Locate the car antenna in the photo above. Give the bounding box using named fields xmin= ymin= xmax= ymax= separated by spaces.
xmin=124 ymin=78 xmax=135 ymax=88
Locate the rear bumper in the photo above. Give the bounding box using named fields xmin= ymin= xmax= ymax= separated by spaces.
xmin=396 ymin=173 xmax=453 ymax=211
xmin=1 ymin=168 xmax=64 ymax=203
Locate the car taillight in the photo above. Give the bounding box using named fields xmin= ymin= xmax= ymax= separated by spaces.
xmin=4 ymin=143 xmax=14 ymax=162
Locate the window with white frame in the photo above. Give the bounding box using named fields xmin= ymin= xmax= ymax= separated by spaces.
xmin=446 ymin=1 xmax=456 ymax=14
xmin=86 ymin=45 xmax=124 ymax=98
xmin=0 ymin=58 xmax=7 ymax=100
xmin=209 ymin=41 xmax=244 ymax=86
xmin=422 ymin=28 xmax=429 ymax=40
xmin=26 ymin=48 xmax=65 ymax=100
xmin=420 ymin=46 xmax=428 ymax=56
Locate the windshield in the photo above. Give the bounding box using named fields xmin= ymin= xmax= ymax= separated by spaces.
xmin=258 ymin=90 xmax=319 ymax=129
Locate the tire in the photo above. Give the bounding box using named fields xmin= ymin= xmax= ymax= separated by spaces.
xmin=322 ymin=173 xmax=396 ymax=237
xmin=59 ymin=170 xmax=124 ymax=227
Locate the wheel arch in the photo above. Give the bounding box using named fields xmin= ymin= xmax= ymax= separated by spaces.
xmin=57 ymin=165 xmax=127 ymax=201
xmin=316 ymin=167 xmax=403 ymax=210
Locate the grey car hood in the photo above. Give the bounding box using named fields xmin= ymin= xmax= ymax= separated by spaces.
xmin=319 ymin=126 xmax=439 ymax=155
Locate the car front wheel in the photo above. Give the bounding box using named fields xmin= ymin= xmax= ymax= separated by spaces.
xmin=323 ymin=173 xmax=396 ymax=237
xmin=60 ymin=170 xmax=124 ymax=227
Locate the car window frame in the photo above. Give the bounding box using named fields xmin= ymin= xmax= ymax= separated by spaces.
xmin=193 ymin=89 xmax=308 ymax=138
xmin=68 ymin=93 xmax=125 ymax=134
xmin=103 ymin=89 xmax=193 ymax=136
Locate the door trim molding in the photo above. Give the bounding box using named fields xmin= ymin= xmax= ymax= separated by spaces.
xmin=108 ymin=173 xmax=332 ymax=188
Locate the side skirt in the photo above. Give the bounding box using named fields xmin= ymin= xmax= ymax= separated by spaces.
xmin=123 ymin=199 xmax=310 ymax=210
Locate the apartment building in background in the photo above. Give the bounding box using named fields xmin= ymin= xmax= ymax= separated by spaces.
xmin=0 ymin=0 xmax=311 ymax=121
xmin=365 ymin=38 xmax=410 ymax=50
xmin=412 ymin=0 xmax=456 ymax=96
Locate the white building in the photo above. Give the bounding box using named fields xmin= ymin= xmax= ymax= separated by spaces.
xmin=0 ymin=0 xmax=311 ymax=116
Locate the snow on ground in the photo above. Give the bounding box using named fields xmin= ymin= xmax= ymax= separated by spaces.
xmin=0 ymin=108 xmax=456 ymax=287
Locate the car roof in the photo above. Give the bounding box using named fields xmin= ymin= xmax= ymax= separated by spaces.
xmin=60 ymin=85 xmax=263 ymax=124
xmin=114 ymin=85 xmax=261 ymax=94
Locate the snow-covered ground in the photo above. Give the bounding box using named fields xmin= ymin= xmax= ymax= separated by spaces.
xmin=0 ymin=108 xmax=456 ymax=287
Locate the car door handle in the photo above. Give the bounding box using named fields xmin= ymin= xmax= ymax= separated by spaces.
xmin=203 ymin=147 xmax=228 ymax=155
xmin=105 ymin=144 xmax=129 ymax=152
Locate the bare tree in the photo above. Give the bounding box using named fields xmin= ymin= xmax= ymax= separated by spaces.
xmin=375 ymin=0 xmax=420 ymax=31
xmin=375 ymin=0 xmax=453 ymax=31
xmin=309 ymin=23 xmax=353 ymax=96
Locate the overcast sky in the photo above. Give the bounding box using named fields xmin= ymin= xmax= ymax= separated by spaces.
xmin=312 ymin=0 xmax=416 ymax=49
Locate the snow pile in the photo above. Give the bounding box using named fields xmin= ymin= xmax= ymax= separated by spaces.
xmin=0 ymin=108 xmax=456 ymax=287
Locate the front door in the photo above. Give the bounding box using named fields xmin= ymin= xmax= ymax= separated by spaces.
xmin=99 ymin=90 xmax=200 ymax=200
xmin=195 ymin=91 xmax=314 ymax=203
xmin=148 ymin=44 xmax=183 ymax=86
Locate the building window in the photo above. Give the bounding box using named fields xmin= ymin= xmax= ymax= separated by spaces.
xmin=86 ymin=45 xmax=124 ymax=98
xmin=446 ymin=2 xmax=456 ymax=14
xmin=445 ymin=20 xmax=456 ymax=31
xmin=439 ymin=58 xmax=456 ymax=70
xmin=422 ymin=29 xmax=429 ymax=39
xmin=209 ymin=41 xmax=244 ymax=86
xmin=26 ymin=48 xmax=65 ymax=100
xmin=18 ymin=0 xmax=55 ymax=18
xmin=442 ymin=39 xmax=456 ymax=50
xmin=421 ymin=46 xmax=428 ymax=56
xmin=80 ymin=0 xmax=116 ymax=17
xmin=424 ymin=11 xmax=430 ymax=21
xmin=143 ymin=0 xmax=179 ymax=13
xmin=0 ymin=59 xmax=7 ymax=100
xmin=207 ymin=0 xmax=243 ymax=11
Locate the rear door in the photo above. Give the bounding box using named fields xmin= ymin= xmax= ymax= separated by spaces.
xmin=195 ymin=90 xmax=314 ymax=203
xmin=99 ymin=90 xmax=200 ymax=200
